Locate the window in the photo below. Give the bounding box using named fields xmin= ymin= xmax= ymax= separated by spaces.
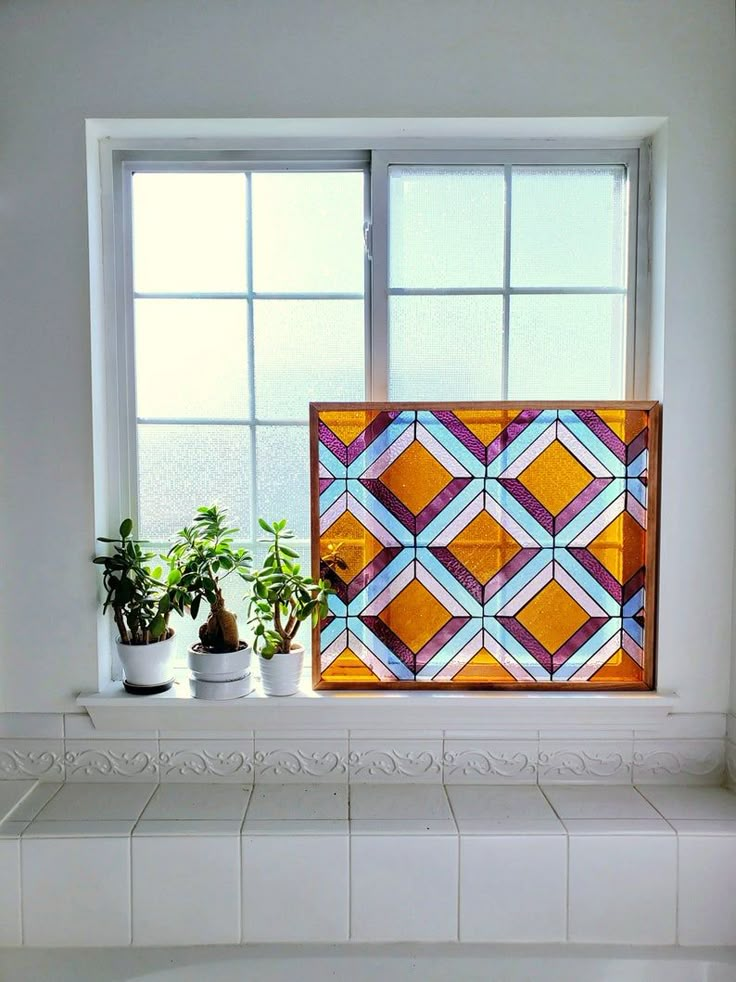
xmin=101 ymin=141 xmax=646 ymax=669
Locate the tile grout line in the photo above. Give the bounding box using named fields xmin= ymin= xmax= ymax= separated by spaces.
xmin=442 ymin=784 xmax=461 ymax=941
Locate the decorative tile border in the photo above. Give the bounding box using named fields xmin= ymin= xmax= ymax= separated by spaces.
xmin=349 ymin=741 xmax=443 ymax=782
xmin=443 ymin=740 xmax=538 ymax=784
xmin=253 ymin=738 xmax=349 ymax=783
xmin=632 ymin=739 xmax=726 ymax=785
xmin=537 ymin=740 xmax=634 ymax=784
xmin=64 ymin=740 xmax=159 ymax=781
xmin=159 ymin=739 xmax=254 ymax=782
xmin=0 ymin=741 xmax=64 ymax=781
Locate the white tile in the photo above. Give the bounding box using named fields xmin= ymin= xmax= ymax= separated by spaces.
xmin=244 ymin=819 xmax=349 ymax=836
xmin=635 ymin=712 xmax=726 ymax=740
xmin=542 ymin=785 xmax=659 ymax=819
xmin=728 ymin=713 xmax=736 ymax=744
xmin=351 ymin=835 xmax=458 ymax=941
xmin=678 ymin=835 xmax=736 ymax=944
xmin=242 ymin=833 xmax=349 ymax=941
xmin=563 ymin=818 xmax=673 ymax=835
xmin=349 ymin=784 xmax=451 ymax=821
xmin=36 ymin=782 xmax=156 ymax=821
xmin=246 ymin=783 xmax=347 ymax=820
xmin=64 ymin=713 xmax=156 ymax=740
xmin=350 ymin=818 xmax=457 ymax=835
xmin=349 ymin=740 xmax=443 ymax=782
xmin=633 ymin=739 xmax=725 ymax=784
xmin=6 ymin=782 xmax=62 ymax=822
xmin=538 ymin=740 xmax=633 ymax=784
xmin=637 ymin=785 xmax=736 ymax=820
xmin=24 ymin=820 xmax=136 ymax=837
xmin=0 ymin=739 xmax=64 ymax=780
xmin=134 ymin=819 xmax=242 ymax=836
xmin=0 ymin=713 xmax=64 ymax=739
xmin=65 ymin=740 xmax=159 ymax=781
xmin=459 ymin=835 xmax=566 ymax=941
xmin=447 ymin=785 xmax=563 ymax=835
xmin=132 ymin=834 xmax=240 ymax=945
xmin=22 ymin=836 xmax=131 ymax=946
xmin=568 ymin=834 xmax=676 ymax=943
xmin=444 ymin=729 xmax=539 ymax=741
xmin=668 ymin=818 xmax=736 ymax=835
xmin=0 ymin=821 xmax=29 ymax=838
xmin=159 ymin=738 xmax=254 ymax=782
xmin=0 ymin=781 xmax=35 ymax=819
xmin=141 ymin=783 xmax=251 ymax=820
xmin=443 ymin=740 xmax=538 ymax=784
xmin=254 ymin=738 xmax=348 ymax=783
xmin=0 ymin=839 xmax=21 ymax=945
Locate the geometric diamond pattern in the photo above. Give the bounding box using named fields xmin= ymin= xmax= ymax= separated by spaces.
xmin=312 ymin=403 xmax=659 ymax=689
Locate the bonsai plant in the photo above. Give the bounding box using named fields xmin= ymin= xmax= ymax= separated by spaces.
xmin=93 ymin=518 xmax=188 ymax=693
xmin=247 ymin=518 xmax=333 ymax=696
xmin=167 ymin=504 xmax=253 ymax=699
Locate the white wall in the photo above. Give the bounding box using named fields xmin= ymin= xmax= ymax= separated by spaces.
xmin=0 ymin=0 xmax=734 ymax=713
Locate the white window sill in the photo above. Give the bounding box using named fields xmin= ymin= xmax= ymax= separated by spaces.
xmin=78 ymin=670 xmax=678 ymax=733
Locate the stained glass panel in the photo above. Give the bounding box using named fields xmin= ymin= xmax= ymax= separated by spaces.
xmin=311 ymin=403 xmax=659 ymax=689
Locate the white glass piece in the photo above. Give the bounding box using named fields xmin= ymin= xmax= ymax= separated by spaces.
xmin=507 ymin=295 xmax=625 ymax=399
xmin=252 ymin=172 xmax=365 ymax=294
xmin=137 ymin=423 xmax=252 ymax=542
xmin=511 ymin=166 xmax=627 ymax=288
xmin=135 ymin=299 xmax=249 ymax=419
xmin=389 ymin=166 xmax=505 ymax=288
xmin=388 ymin=295 xmax=504 ymax=400
xmin=254 ymin=300 xmax=364 ymax=420
xmin=132 ymin=172 xmax=247 ymax=293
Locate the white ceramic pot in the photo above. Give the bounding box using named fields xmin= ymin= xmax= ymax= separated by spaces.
xmin=259 ymin=643 xmax=305 ymax=697
xmin=116 ymin=633 xmax=176 ymax=692
xmin=187 ymin=643 xmax=251 ymax=682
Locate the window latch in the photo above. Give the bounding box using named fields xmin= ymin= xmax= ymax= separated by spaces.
xmin=363 ymin=221 xmax=373 ymax=261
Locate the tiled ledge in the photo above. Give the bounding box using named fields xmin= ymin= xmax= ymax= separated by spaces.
xmin=1 ymin=781 xmax=735 ymax=947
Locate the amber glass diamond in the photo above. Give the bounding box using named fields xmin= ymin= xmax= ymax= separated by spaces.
xmin=453 ymin=647 xmax=516 ymax=682
xmin=447 ymin=510 xmax=521 ymax=584
xmin=588 ymin=511 xmax=645 ymax=585
xmin=516 ymin=579 xmax=589 ymax=653
xmin=453 ymin=409 xmax=519 ymax=447
xmin=518 ymin=440 xmax=592 ymax=516
xmin=321 ymin=409 xmax=379 ymax=446
xmin=321 ymin=511 xmax=383 ymax=583
xmin=380 ymin=440 xmax=453 ymax=516
xmin=379 ymin=578 xmax=451 ymax=653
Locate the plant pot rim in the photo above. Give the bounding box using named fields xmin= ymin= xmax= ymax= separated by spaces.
xmin=259 ymin=642 xmax=305 ymax=658
xmin=188 ymin=640 xmax=249 ymax=655
xmin=116 ymin=629 xmax=176 ymax=647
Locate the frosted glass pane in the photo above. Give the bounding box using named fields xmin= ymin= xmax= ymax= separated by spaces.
xmin=255 ymin=426 xmax=311 ymax=540
xmin=135 ymin=300 xmax=249 ymax=419
xmin=389 ymin=167 xmax=504 ymax=288
xmin=252 ymin=172 xmax=365 ymax=293
xmin=137 ymin=424 xmax=252 ymax=542
xmin=508 ymin=295 xmax=625 ymax=399
xmin=389 ymin=295 xmax=504 ymax=400
xmin=254 ymin=300 xmax=364 ymax=419
xmin=511 ymin=167 xmax=626 ymax=287
xmin=132 ymin=173 xmax=247 ymax=293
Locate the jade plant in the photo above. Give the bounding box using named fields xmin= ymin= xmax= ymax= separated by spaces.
xmin=168 ymin=504 xmax=252 ymax=653
xmin=246 ymin=518 xmax=333 ymax=657
xmin=93 ymin=519 xmax=188 ymax=645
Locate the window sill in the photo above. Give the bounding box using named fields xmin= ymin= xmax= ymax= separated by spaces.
xmin=77 ymin=671 xmax=677 ymax=733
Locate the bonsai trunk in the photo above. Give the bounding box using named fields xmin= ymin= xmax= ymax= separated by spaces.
xmin=199 ymin=595 xmax=240 ymax=652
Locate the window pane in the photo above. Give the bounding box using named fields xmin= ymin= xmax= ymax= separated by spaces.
xmin=389 ymin=167 xmax=505 ymax=288
xmin=388 ymin=295 xmax=504 ymax=400
xmin=255 ymin=426 xmax=310 ymax=540
xmin=132 ymin=173 xmax=247 ymax=293
xmin=508 ymin=295 xmax=625 ymax=399
xmin=254 ymin=300 xmax=364 ymax=419
xmin=511 ymin=166 xmax=626 ymax=287
xmin=137 ymin=424 xmax=252 ymax=541
xmin=135 ymin=299 xmax=250 ymax=419
xmin=252 ymin=172 xmax=365 ymax=294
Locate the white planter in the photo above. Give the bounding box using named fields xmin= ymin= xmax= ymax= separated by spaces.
xmin=259 ymin=644 xmax=305 ymax=697
xmin=188 ymin=644 xmax=251 ymax=683
xmin=116 ymin=633 xmax=176 ymax=693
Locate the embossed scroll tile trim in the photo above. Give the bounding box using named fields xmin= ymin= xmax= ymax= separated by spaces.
xmin=538 ymin=740 xmax=634 ymax=784
xmin=0 ymin=740 xmax=64 ymax=780
xmin=159 ymin=740 xmax=254 ymax=782
xmin=254 ymin=740 xmax=349 ymax=783
xmin=349 ymin=741 xmax=443 ymax=782
xmin=632 ymin=739 xmax=726 ymax=785
xmin=443 ymin=740 xmax=538 ymax=784
xmin=64 ymin=740 xmax=159 ymax=781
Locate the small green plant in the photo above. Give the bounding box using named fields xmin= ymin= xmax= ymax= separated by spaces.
xmin=93 ymin=519 xmax=187 ymax=645
xmin=246 ymin=518 xmax=333 ymax=658
xmin=168 ymin=505 xmax=252 ymax=653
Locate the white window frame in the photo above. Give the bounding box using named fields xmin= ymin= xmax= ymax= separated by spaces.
xmin=88 ymin=120 xmax=651 ymax=692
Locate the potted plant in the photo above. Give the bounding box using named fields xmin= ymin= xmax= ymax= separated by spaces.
xmin=168 ymin=504 xmax=253 ymax=699
xmin=247 ymin=518 xmax=333 ymax=696
xmin=93 ymin=519 xmax=188 ymax=693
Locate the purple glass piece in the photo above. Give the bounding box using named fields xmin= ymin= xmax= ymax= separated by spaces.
xmin=622 ymin=566 xmax=645 ymax=605
xmin=486 ymin=409 xmax=543 ymax=466
xmin=573 ymin=409 xmax=626 ymax=463
xmin=569 ymin=547 xmax=622 ymax=605
xmin=346 ymin=547 xmax=403 ymax=602
xmin=431 ymin=411 xmax=486 ymax=463
xmin=551 ymin=617 xmax=609 ymax=672
xmin=498 ymin=617 xmax=554 ymax=674
xmin=414 ymin=478 xmax=472 ymax=534
xmin=319 ymin=420 xmax=348 ymax=466
xmin=346 ymin=411 xmax=401 ymax=466
xmin=626 ymin=428 xmax=648 ymax=466
xmin=428 ymin=547 xmax=484 ymax=605
xmin=359 ymin=478 xmax=417 ymax=535
xmin=555 ymin=477 xmax=610 ymax=532
xmin=483 ymin=547 xmax=542 ymax=602
xmin=414 ymin=616 xmax=471 ymax=671
xmin=359 ymin=615 xmax=416 ymax=673
xmin=498 ymin=479 xmax=554 ymax=535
